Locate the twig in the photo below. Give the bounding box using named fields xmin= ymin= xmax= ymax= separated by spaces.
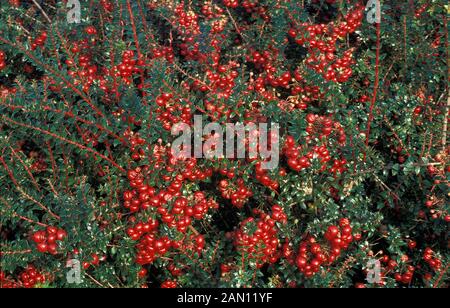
xmin=85 ymin=273 xmax=107 ymax=288
xmin=225 ymin=8 xmax=247 ymax=43
xmin=0 ymin=152 xmax=60 ymax=220
xmin=442 ymin=9 xmax=449 ymax=152
xmin=189 ymin=225 xmax=200 ymax=236
xmin=126 ymin=0 xmax=142 ymax=58
xmin=0 ymin=36 xmax=106 ymax=119
xmin=433 ymin=264 xmax=449 ymax=288
xmin=374 ymin=174 xmax=400 ymax=201
xmin=365 ymin=22 xmax=382 ymax=160
xmin=350 ymin=162 xmax=445 ymax=177
xmin=47 ymin=179 xmax=59 ymax=197
xmin=1 ymin=115 xmax=126 ymax=173
xmin=0 ymin=196 xmax=49 ymax=227
xmin=329 ymin=257 xmax=356 ymax=288
xmin=383 ymin=116 xmax=411 ymax=156
xmin=9 ymin=147 xmax=41 ymax=192
xmin=17 ymin=186 xmax=61 ymax=220
xmin=0 ymin=249 xmax=33 ymax=256
xmin=31 ymin=0 xmax=52 ymax=23
xmin=442 ymin=93 xmax=449 ymax=152
xmin=0 ymin=102 xmax=126 ymax=145
xmin=171 ymin=61 xmax=211 ymax=90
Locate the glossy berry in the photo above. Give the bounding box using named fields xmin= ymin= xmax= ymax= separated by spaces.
xmin=31 ymin=227 xmax=66 ymax=254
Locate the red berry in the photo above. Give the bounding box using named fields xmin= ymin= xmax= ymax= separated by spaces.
xmin=56 ymin=229 xmax=67 ymax=241
xmin=32 ymin=231 xmax=46 ymax=243
xmin=408 ymin=240 xmax=417 ymax=249
xmin=36 ymin=242 xmax=48 ymax=253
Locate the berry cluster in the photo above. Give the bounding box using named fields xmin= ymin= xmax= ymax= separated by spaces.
xmin=265 ymin=70 xmax=292 ymax=89
xmin=424 ymin=194 xmax=449 ymax=221
xmin=286 ymin=84 xmax=324 ymax=111
xmin=245 ymin=48 xmax=296 ymax=101
xmin=161 ymin=280 xmax=177 ymax=288
xmin=283 ymin=135 xmax=312 ymax=171
xmin=156 ymin=93 xmax=192 ymax=131
xmin=234 ymin=206 xmax=287 ymax=268
xmin=219 ymin=179 xmax=253 ymax=208
xmin=375 ymin=248 xmax=444 ymax=286
xmin=127 ymin=132 xmax=146 ymax=161
xmin=0 ymin=266 xmax=45 ymax=289
xmin=179 ymin=39 xmax=203 ymax=62
xmin=0 ymin=85 xmax=16 ymax=98
xmin=66 ymin=47 xmax=144 ymax=92
xmin=113 ymin=50 xmax=143 ymax=86
xmin=134 ymin=231 xmax=205 ymax=268
xmin=0 ymin=50 xmax=5 ymax=71
xmin=242 ymin=0 xmax=268 ymax=20
xmin=305 ymin=114 xmax=346 ymax=144
xmin=289 ymin=5 xmax=364 ymax=83
xmin=295 ymin=219 xmax=355 ymax=277
xmin=246 ymin=49 xmax=275 ymax=70
xmin=201 ymin=3 xmax=224 ymax=19
xmin=66 ymin=52 xmax=103 ymax=92
xmin=415 ymin=4 xmax=429 ymax=18
xmin=329 ymin=158 xmax=348 ymax=175
xmin=174 ymin=4 xmax=200 ymax=36
xmin=223 ymin=0 xmax=239 ymax=9
xmin=135 ymin=233 xmax=173 ymax=265
xmin=31 ymin=31 xmax=47 ymax=50
xmin=9 ymin=0 xmax=21 ymax=7
xmin=374 ymin=255 xmax=397 ymax=284
xmin=82 ymin=253 xmax=103 ymax=270
xmin=204 ymin=99 xmax=232 ymax=121
xmin=0 ymin=0 xmax=446 ymax=290
xmin=152 ymin=46 xmax=175 ymax=63
xmin=85 ymin=26 xmax=98 ymax=36
xmin=423 ymin=247 xmax=442 ymax=271
xmin=123 ymin=169 xmax=157 ymax=213
xmin=241 ymin=0 xmax=257 ymax=12
xmin=284 ymin=133 xmax=347 ymax=174
xmin=204 ymin=65 xmax=240 ymax=99
xmin=122 ymin=143 xmax=215 ymax=272
xmin=31 ymin=227 xmax=67 ymax=254
xmin=255 ymin=161 xmax=279 ymax=191
xmin=19 ymin=266 xmax=46 ymax=288
xmin=394 ymin=265 xmax=416 ymax=285
xmin=100 ymin=0 xmax=113 ymax=12
xmin=166 ymin=194 xmax=218 ymax=232
xmin=218 ymin=167 xmax=236 ymax=179
xmin=0 ymin=271 xmax=18 ymax=288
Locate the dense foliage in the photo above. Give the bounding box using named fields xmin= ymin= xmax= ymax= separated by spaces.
xmin=0 ymin=0 xmax=448 ymax=288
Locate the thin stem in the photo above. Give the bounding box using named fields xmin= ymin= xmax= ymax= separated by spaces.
xmin=365 ymin=22 xmax=382 ymax=160
xmin=31 ymin=0 xmax=52 ymax=23
xmin=9 ymin=147 xmax=41 ymax=192
xmin=0 ymin=36 xmax=106 ymax=119
xmin=1 ymin=115 xmax=126 ymax=174
xmin=0 ymin=197 xmax=49 ymax=227
xmin=442 ymin=93 xmax=449 ymax=152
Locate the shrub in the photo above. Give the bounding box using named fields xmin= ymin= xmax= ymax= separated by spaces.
xmin=0 ymin=0 xmax=448 ymax=288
